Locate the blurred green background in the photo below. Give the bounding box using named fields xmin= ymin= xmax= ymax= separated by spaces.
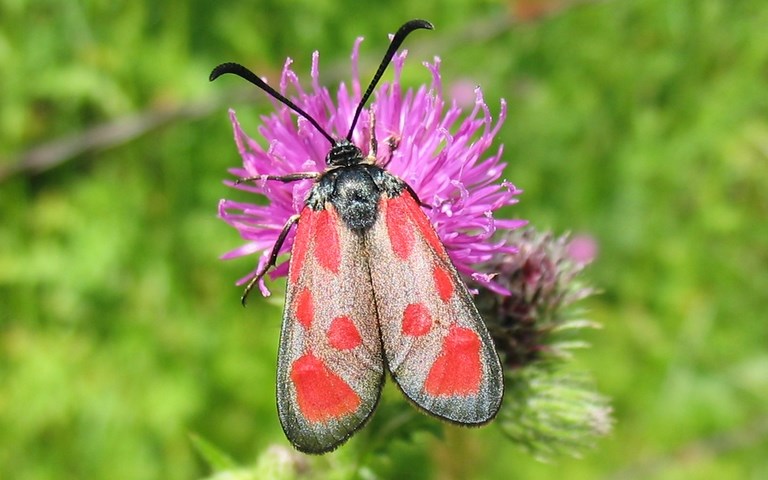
xmin=2 ymin=0 xmax=767 ymax=478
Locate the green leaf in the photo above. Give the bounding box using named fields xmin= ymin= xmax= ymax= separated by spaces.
xmin=189 ymin=433 xmax=237 ymax=471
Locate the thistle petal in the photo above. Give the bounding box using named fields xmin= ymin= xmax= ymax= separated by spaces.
xmin=218 ymin=38 xmax=523 ymax=294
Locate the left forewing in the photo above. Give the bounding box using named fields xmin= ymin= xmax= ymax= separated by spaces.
xmin=365 ymin=193 xmax=504 ymax=424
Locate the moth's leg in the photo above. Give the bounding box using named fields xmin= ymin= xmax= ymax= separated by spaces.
xmin=235 ymin=172 xmax=320 ymax=185
xmin=241 ymin=213 xmax=301 ymax=305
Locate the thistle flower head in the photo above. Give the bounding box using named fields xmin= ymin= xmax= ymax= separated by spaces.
xmin=476 ymin=227 xmax=612 ymax=458
xmin=218 ymin=36 xmax=524 ymax=295
xmin=477 ymin=228 xmax=598 ymax=368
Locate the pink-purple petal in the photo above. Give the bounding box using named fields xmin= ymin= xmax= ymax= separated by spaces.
xmin=218 ymin=38 xmax=524 ymax=294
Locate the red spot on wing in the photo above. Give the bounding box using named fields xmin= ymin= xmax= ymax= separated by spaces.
xmin=424 ymin=326 xmax=482 ymax=396
xmin=402 ymin=303 xmax=432 ymax=336
xmin=384 ymin=196 xmax=415 ymax=260
xmin=295 ymin=288 xmax=314 ymax=329
xmin=290 ymin=208 xmax=314 ymax=283
xmin=433 ymin=266 xmax=454 ymax=302
xmin=327 ymin=315 xmax=362 ymax=350
xmin=290 ymin=352 xmax=361 ymax=423
xmin=405 ymin=194 xmax=448 ymax=259
xmin=314 ymin=209 xmax=341 ymax=273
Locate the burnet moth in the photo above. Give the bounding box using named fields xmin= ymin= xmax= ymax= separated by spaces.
xmin=210 ymin=19 xmax=504 ymax=454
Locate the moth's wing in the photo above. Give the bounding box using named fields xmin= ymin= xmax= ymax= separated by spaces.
xmin=277 ymin=205 xmax=383 ymax=453
xmin=366 ymin=193 xmax=503 ymax=424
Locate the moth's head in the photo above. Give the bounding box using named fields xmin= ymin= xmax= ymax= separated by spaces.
xmin=327 ymin=140 xmax=363 ymax=167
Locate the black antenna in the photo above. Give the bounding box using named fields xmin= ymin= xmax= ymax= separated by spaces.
xmin=345 ymin=19 xmax=434 ymax=141
xmin=209 ymin=62 xmax=336 ymax=146
xmin=209 ymin=19 xmax=433 ymax=147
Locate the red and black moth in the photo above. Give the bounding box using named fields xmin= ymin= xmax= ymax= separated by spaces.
xmin=210 ymin=19 xmax=504 ymax=454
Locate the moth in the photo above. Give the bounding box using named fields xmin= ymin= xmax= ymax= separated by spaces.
xmin=211 ymin=19 xmax=503 ymax=454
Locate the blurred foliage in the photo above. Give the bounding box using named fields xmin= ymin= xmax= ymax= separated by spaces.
xmin=2 ymin=0 xmax=767 ymax=479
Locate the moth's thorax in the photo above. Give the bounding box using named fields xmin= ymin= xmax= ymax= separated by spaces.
xmin=326 ymin=140 xmax=363 ymax=167
xmin=306 ymin=164 xmax=406 ymax=231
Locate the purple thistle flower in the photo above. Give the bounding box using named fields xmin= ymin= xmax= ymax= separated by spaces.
xmin=218 ymin=37 xmax=524 ymax=295
xmin=475 ymin=227 xmax=612 ymax=457
xmin=477 ymin=228 xmax=600 ymax=368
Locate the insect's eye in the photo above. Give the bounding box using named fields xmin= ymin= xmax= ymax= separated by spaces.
xmin=327 ymin=141 xmax=363 ymax=167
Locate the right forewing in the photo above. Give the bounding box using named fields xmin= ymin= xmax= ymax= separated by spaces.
xmin=276 ymin=205 xmax=384 ymax=454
